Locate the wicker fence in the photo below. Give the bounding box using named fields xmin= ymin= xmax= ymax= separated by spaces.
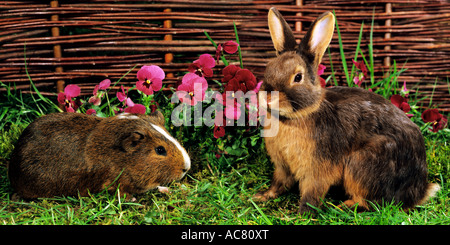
xmin=1 ymin=0 xmax=449 ymax=111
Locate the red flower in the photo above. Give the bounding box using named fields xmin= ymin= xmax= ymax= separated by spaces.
xmin=421 ymin=109 xmax=448 ymax=132
xmin=213 ymin=125 xmax=226 ymax=138
xmin=176 ymin=73 xmax=208 ymax=106
xmin=390 ymin=94 xmax=413 ymax=118
xmin=390 ymin=94 xmax=411 ymax=113
xmin=222 ymin=41 xmax=239 ymax=54
xmin=352 ymin=59 xmax=368 ymax=87
xmin=223 ymin=67 xmax=257 ymax=93
xmin=222 ymin=65 xmax=241 ymax=84
xmin=136 ymin=65 xmax=164 ymax=95
xmin=188 ymin=54 xmax=215 ymax=78
xmin=215 ymin=41 xmax=239 ymax=63
xmin=352 ymin=59 xmax=368 ymax=76
xmin=57 ymin=84 xmax=81 ymax=113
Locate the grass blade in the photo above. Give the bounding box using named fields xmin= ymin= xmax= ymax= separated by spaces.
xmin=333 ymin=10 xmax=350 ymax=85
xmin=204 ymin=31 xmax=228 ymax=66
xmin=249 ymin=199 xmax=273 ymax=225
xmin=233 ymin=21 xmax=243 ymax=68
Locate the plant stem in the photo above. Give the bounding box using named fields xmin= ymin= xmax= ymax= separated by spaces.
xmin=233 ymin=21 xmax=243 ymax=68
xmin=204 ymin=31 xmax=229 ymax=66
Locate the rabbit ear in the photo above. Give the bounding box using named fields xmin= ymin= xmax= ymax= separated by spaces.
xmin=298 ymin=12 xmax=335 ymax=67
xmin=268 ymin=7 xmax=297 ymax=55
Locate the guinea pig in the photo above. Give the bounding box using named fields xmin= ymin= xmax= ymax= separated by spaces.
xmin=255 ymin=8 xmax=440 ymax=214
xmin=8 ymin=111 xmax=191 ymax=199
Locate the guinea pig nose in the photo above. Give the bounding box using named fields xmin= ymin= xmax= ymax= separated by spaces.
xmin=182 ymin=168 xmax=188 ymax=173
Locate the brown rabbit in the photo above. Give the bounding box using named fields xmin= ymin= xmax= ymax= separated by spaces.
xmin=255 ymin=7 xmax=440 ymax=214
xmin=8 ymin=111 xmax=190 ymax=199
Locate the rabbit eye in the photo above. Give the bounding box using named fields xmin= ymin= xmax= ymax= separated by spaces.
xmin=293 ymin=73 xmax=303 ymax=83
xmin=155 ymin=146 xmax=167 ymax=156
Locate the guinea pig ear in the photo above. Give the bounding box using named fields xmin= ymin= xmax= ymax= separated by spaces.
xmin=122 ymin=131 xmax=145 ymax=152
xmin=149 ymin=110 xmax=165 ymax=126
xmin=268 ymin=7 xmax=297 ymax=55
xmin=298 ymin=11 xmax=335 ymax=68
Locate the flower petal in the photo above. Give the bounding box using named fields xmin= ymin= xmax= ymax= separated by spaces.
xmin=213 ymin=125 xmax=226 ymax=138
xmin=421 ymin=109 xmax=442 ymax=123
xmin=117 ymin=90 xmax=127 ymax=102
xmin=318 ymin=64 xmax=326 ymax=76
xmin=99 ymin=79 xmax=111 ymax=90
xmin=222 ymin=65 xmax=240 ymax=83
xmin=86 ymin=109 xmax=97 ymax=115
xmin=223 ymin=41 xmax=239 ymax=54
xmin=150 ymin=78 xmax=163 ymax=92
xmin=390 ymin=94 xmax=405 ymax=108
xmin=66 ymin=106 xmax=75 ymax=113
xmin=57 ymin=93 xmax=66 ymax=105
xmin=125 ymin=104 xmax=147 ymax=114
xmin=203 ymin=67 xmax=213 ymax=78
xmin=147 ymin=65 xmax=165 ymax=80
xmin=64 ymin=84 xmax=81 ymax=98
xmin=181 ymin=72 xmax=200 ymax=85
xmin=400 ymin=102 xmax=411 ymax=113
xmin=197 ymin=54 xmax=216 ymax=69
xmin=125 ymin=97 xmax=135 ymax=107
xmin=88 ymin=96 xmax=101 ymax=106
xmin=137 ymin=66 xmax=151 ymax=81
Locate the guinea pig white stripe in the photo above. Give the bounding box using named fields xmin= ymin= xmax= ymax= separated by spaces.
xmin=150 ymin=123 xmax=191 ymax=173
xmin=117 ymin=113 xmax=139 ymax=120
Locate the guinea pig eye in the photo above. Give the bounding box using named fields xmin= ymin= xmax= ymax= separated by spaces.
xmin=155 ymin=146 xmax=167 ymax=156
xmin=293 ymin=73 xmax=303 ymax=84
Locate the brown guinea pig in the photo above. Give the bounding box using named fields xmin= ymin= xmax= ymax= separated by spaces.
xmin=8 ymin=111 xmax=190 ymax=199
xmin=255 ymin=8 xmax=440 ymax=214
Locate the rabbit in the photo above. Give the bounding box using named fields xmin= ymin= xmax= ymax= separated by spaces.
xmin=254 ymin=7 xmax=440 ymax=214
xmin=8 ymin=111 xmax=191 ymax=199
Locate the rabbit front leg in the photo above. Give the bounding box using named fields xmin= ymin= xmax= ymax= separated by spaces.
xmin=254 ymin=163 xmax=296 ymax=201
xmin=297 ymin=162 xmax=343 ymax=215
xmin=297 ymin=177 xmax=331 ymax=215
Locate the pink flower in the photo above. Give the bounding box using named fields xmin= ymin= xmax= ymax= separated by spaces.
xmin=220 ymin=90 xmax=242 ymax=120
xmin=176 ymin=73 xmax=208 ymax=106
xmin=57 ymin=84 xmax=81 ymax=113
xmin=88 ymin=79 xmax=111 ymax=106
xmin=124 ymin=104 xmax=147 ymax=114
xmin=116 ymin=85 xmax=128 ymax=102
xmin=318 ymin=64 xmax=326 ymax=88
xmin=136 ymin=65 xmax=165 ymax=95
xmin=188 ymin=54 xmax=215 ymax=78
xmin=254 ymin=81 xmax=263 ymax=93
xmin=96 ymin=79 xmax=111 ymax=92
xmin=400 ymin=81 xmax=409 ymax=97
xmin=422 ymin=109 xmax=448 ymax=132
xmin=86 ymin=109 xmax=97 ymax=115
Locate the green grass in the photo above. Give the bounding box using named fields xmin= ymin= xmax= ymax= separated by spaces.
xmin=0 ymin=120 xmax=449 ymax=225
